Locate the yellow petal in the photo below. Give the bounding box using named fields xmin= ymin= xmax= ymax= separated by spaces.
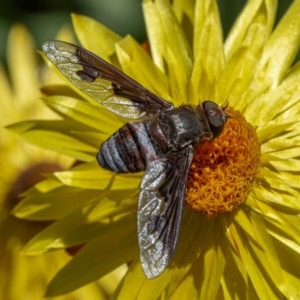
xmin=13 ymin=183 xmax=100 ymax=220
xmin=23 ymin=195 xmax=136 ymax=255
xmin=54 ymin=168 xmax=140 ymax=190
xmin=225 ymin=0 xmax=276 ymax=59
xmin=190 ymin=0 xmax=225 ymax=104
xmin=254 ymin=0 xmax=300 ymax=87
xmin=234 ymin=208 xmax=285 ymax=298
xmin=0 ymin=65 xmax=13 ymax=120
xmin=7 ymin=24 xmax=39 ymax=106
xmin=72 ymin=13 xmax=121 ymax=61
xmin=245 ymin=61 xmax=300 ymax=125
xmin=7 ymin=120 xmax=96 ymax=161
xmin=143 ymin=0 xmax=192 ymax=103
xmin=252 ymin=179 xmax=300 ymax=212
xmin=219 ymin=0 xmax=277 ymax=111
xmin=115 ymin=259 xmax=171 ymax=299
xmin=115 ymin=35 xmax=170 ymax=99
xmin=43 ymin=95 xmax=122 ymax=133
xmin=172 ymin=0 xmax=195 ymax=26
xmin=46 ymin=228 xmax=137 ymax=297
xmin=256 ymin=120 xmax=294 ymax=142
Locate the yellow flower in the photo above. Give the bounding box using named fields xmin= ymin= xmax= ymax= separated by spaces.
xmin=10 ymin=0 xmax=300 ymax=298
xmin=0 ymin=24 xmax=116 ymax=300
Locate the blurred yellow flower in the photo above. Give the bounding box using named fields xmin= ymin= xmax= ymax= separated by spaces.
xmin=0 ymin=24 xmax=118 ymax=300
xmin=10 ymin=0 xmax=300 ymax=299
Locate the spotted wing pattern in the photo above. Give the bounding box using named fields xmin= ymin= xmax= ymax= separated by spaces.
xmin=138 ymin=146 xmax=194 ymax=278
xmin=42 ymin=40 xmax=173 ymax=119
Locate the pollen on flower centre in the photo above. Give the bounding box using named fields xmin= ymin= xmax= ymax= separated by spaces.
xmin=185 ymin=108 xmax=260 ymax=216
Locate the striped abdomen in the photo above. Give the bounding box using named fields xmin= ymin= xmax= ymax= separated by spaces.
xmin=97 ymin=121 xmax=164 ymax=173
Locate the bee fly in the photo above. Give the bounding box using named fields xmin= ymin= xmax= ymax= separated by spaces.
xmin=42 ymin=41 xmax=229 ymax=278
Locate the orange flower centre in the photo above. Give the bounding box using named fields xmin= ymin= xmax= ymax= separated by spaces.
xmin=185 ymin=108 xmax=260 ymax=216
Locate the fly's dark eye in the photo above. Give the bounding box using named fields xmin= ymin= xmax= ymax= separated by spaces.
xmin=202 ymin=101 xmax=227 ymax=138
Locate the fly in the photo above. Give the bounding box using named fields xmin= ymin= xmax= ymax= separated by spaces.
xmin=42 ymin=40 xmax=229 ymax=278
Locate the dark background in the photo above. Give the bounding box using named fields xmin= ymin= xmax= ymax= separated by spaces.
xmin=0 ymin=0 xmax=294 ymax=64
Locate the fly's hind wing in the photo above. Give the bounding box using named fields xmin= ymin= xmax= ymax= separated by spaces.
xmin=137 ymin=146 xmax=194 ymax=278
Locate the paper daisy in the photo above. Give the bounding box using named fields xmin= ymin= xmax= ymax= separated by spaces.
xmin=10 ymin=0 xmax=300 ymax=299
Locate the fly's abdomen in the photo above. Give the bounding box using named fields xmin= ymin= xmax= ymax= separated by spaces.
xmin=97 ymin=122 xmax=158 ymax=173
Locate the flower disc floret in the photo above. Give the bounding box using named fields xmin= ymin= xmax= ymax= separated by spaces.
xmin=186 ymin=108 xmax=260 ymax=216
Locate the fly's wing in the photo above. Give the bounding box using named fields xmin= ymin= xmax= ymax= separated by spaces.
xmin=42 ymin=41 xmax=173 ymax=119
xmin=138 ymin=146 xmax=194 ymax=278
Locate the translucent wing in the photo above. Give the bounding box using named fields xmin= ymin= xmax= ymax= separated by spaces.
xmin=42 ymin=40 xmax=172 ymax=119
xmin=138 ymin=146 xmax=194 ymax=278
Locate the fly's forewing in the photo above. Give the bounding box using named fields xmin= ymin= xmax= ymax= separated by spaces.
xmin=42 ymin=41 xmax=172 ymax=119
xmin=138 ymin=146 xmax=194 ymax=278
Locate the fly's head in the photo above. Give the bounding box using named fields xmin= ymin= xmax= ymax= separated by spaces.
xmin=201 ymin=101 xmax=230 ymax=139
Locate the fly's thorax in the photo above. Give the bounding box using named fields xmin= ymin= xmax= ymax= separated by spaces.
xmin=159 ymin=106 xmax=213 ymax=148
